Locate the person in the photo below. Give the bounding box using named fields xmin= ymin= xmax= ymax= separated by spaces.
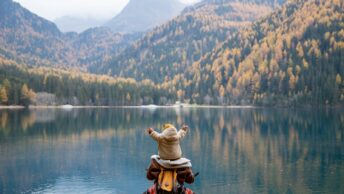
xmin=147 ymin=123 xmax=188 ymax=160
xmin=146 ymin=123 xmax=195 ymax=188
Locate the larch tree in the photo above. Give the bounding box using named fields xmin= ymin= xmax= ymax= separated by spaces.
xmin=20 ymin=84 xmax=36 ymax=106
xmin=0 ymin=86 xmax=8 ymax=105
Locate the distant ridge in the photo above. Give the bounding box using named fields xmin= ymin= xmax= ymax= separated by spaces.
xmin=104 ymin=0 xmax=186 ymax=33
xmin=54 ymin=16 xmax=106 ymax=33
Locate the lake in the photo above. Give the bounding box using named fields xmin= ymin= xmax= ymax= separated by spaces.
xmin=0 ymin=107 xmax=343 ymax=193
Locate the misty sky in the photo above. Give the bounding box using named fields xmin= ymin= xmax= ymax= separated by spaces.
xmin=13 ymin=0 xmax=200 ymax=21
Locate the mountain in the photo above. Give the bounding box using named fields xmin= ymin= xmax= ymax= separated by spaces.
xmin=100 ymin=0 xmax=344 ymax=106
xmin=97 ymin=0 xmax=281 ymax=81
xmin=203 ymin=0 xmax=284 ymax=6
xmin=1 ymin=0 xmax=343 ymax=106
xmin=0 ymin=0 xmax=61 ymax=37
xmin=0 ymin=0 xmax=68 ymax=66
xmin=0 ymin=0 xmax=139 ymax=69
xmin=170 ymin=0 xmax=344 ymax=105
xmin=65 ymin=28 xmax=140 ymax=69
xmin=54 ymin=16 xmax=107 ymax=33
xmin=104 ymin=0 xmax=186 ymax=33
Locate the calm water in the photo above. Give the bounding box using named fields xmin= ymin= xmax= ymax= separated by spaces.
xmin=0 ymin=108 xmax=343 ymax=194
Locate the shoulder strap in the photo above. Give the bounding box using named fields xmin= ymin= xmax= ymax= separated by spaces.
xmin=158 ymin=168 xmax=178 ymax=192
xmin=158 ymin=167 xmax=165 ymax=191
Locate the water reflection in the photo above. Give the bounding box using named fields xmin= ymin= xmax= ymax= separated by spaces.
xmin=0 ymin=108 xmax=343 ymax=193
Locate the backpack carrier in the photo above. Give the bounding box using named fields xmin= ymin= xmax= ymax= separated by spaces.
xmin=144 ymin=155 xmax=197 ymax=194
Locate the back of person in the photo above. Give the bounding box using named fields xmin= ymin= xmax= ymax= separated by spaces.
xmin=145 ymin=124 xmax=195 ymax=194
xmin=147 ymin=124 xmax=188 ymax=160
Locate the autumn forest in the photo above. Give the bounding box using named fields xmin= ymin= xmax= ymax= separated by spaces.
xmin=0 ymin=0 xmax=343 ymax=106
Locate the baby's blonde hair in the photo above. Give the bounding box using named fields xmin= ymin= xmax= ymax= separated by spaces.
xmin=162 ymin=123 xmax=174 ymax=131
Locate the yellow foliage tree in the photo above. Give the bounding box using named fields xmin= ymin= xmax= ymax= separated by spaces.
xmin=336 ymin=74 xmax=342 ymax=85
xmin=219 ymin=85 xmax=225 ymax=98
xmin=21 ymin=84 xmax=36 ymax=106
xmin=0 ymin=87 xmax=8 ymax=105
xmin=177 ymin=89 xmax=184 ymax=101
xmin=289 ymin=74 xmax=296 ymax=90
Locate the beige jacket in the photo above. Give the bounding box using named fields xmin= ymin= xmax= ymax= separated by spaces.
xmin=150 ymin=127 xmax=187 ymax=160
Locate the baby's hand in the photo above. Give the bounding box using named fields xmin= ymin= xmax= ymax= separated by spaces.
xmin=147 ymin=128 xmax=154 ymax=134
xmin=181 ymin=125 xmax=189 ymax=131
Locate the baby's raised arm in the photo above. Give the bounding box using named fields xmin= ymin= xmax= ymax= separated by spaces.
xmin=177 ymin=125 xmax=188 ymax=140
xmin=147 ymin=127 xmax=162 ymax=141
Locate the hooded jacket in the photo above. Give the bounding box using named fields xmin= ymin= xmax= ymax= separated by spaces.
xmin=150 ymin=126 xmax=187 ymax=160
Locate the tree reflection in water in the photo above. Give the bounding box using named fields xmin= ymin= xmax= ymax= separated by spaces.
xmin=0 ymin=108 xmax=343 ymax=193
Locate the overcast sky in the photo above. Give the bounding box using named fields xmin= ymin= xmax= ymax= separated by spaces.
xmin=14 ymin=0 xmax=200 ymax=21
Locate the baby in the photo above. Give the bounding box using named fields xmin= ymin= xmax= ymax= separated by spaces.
xmin=147 ymin=123 xmax=188 ymax=160
xmin=146 ymin=124 xmax=195 ymax=186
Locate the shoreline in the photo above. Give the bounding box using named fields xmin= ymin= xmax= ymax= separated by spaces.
xmin=0 ymin=105 xmax=25 ymax=109
xmin=0 ymin=104 xmax=343 ymax=110
xmin=0 ymin=104 xmax=256 ymax=110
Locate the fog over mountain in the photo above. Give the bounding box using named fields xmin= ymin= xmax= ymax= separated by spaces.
xmin=54 ymin=16 xmax=106 ymax=33
xmin=104 ymin=0 xmax=187 ymax=33
xmin=14 ymin=0 xmax=199 ymax=33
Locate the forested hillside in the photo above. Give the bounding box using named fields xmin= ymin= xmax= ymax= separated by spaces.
xmin=1 ymin=0 xmax=343 ymax=106
xmin=0 ymin=57 xmax=175 ymax=106
xmin=98 ymin=0 xmax=280 ymax=82
xmin=173 ymin=0 xmax=344 ymax=105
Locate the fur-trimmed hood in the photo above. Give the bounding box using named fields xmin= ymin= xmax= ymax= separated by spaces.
xmin=150 ymin=126 xmax=188 ymax=160
xmin=161 ymin=127 xmax=179 ymax=142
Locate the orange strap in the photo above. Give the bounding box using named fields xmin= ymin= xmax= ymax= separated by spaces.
xmin=158 ymin=168 xmax=177 ymax=192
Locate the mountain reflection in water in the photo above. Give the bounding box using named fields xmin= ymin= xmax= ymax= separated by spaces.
xmin=0 ymin=108 xmax=343 ymax=193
